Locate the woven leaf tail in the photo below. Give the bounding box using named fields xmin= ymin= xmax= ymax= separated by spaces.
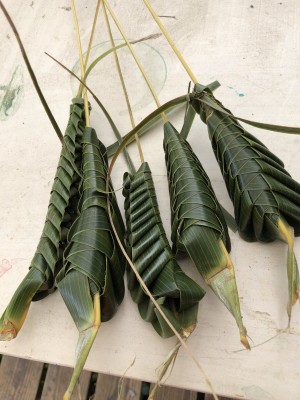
xmin=0 ymin=268 xmax=45 ymax=340
xmin=58 ymin=271 xmax=100 ymax=400
xmin=277 ymin=217 xmax=300 ymax=326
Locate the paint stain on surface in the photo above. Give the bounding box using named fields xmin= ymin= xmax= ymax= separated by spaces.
xmin=0 ymin=65 xmax=24 ymax=121
xmin=0 ymin=258 xmax=27 ymax=278
xmin=0 ymin=260 xmax=12 ymax=277
xmin=228 ymin=86 xmax=245 ymax=97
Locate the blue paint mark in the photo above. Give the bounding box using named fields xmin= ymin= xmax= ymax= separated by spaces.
xmin=228 ymin=86 xmax=245 ymax=97
xmin=0 ymin=65 xmax=24 ymax=121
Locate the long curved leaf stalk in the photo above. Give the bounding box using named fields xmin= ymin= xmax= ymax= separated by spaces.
xmin=83 ymin=35 xmax=163 ymax=91
xmin=164 ymin=121 xmax=249 ymax=349
xmin=193 ymin=84 xmax=300 ymax=325
xmin=45 ymin=52 xmax=136 ymax=175
xmin=103 ymin=1 xmax=143 ymax=165
xmin=106 ymin=82 xmax=300 ymax=161
xmin=0 ymin=98 xmax=86 ymax=339
xmin=57 ymin=128 xmax=126 ymax=400
xmin=103 ymin=0 xmax=167 ymax=123
xmin=77 ymin=0 xmax=102 ymax=97
xmin=107 ymin=80 xmax=221 ymax=158
xmin=143 ymin=0 xmax=198 ymax=85
xmin=71 ymin=0 xmax=90 ymax=126
xmin=123 ymin=162 xmax=205 ymax=337
xmin=0 ymin=1 xmax=63 ymax=142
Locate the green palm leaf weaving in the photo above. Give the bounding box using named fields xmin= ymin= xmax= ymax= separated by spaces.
xmin=56 ymin=127 xmax=125 ymax=399
xmin=195 ymin=84 xmax=300 ymax=324
xmin=0 ymin=98 xmax=86 ymax=340
xmin=123 ymin=162 xmax=205 ymax=339
xmin=164 ymin=121 xmax=249 ymax=348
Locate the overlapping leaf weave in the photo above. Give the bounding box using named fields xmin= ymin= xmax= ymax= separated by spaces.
xmin=164 ymin=122 xmax=248 ymax=347
xmin=123 ymin=162 xmax=205 ymax=338
xmin=196 ymin=89 xmax=300 ymax=240
xmin=56 ymin=127 xmax=126 ymax=399
xmin=56 ymin=127 xmax=126 ymax=323
xmin=194 ymin=85 xmax=300 ymax=319
xmin=0 ymin=98 xmax=86 ymax=339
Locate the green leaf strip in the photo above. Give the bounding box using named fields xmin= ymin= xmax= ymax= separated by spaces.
xmin=123 ymin=161 xmax=205 ymax=338
xmin=107 ymin=81 xmax=220 ymax=158
xmin=107 ymin=95 xmax=189 ymax=159
xmin=193 ymin=83 xmax=300 ymax=135
xmin=45 ymin=52 xmax=136 ymax=174
xmin=0 ymin=1 xmax=63 ymax=142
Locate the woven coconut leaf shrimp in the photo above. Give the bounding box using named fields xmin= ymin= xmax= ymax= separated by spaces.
xmin=56 ymin=127 xmax=126 ymax=399
xmin=123 ymin=161 xmax=205 ymax=339
xmin=163 ymin=121 xmax=249 ymax=348
xmin=0 ymin=98 xmax=86 ymax=340
xmin=193 ymin=84 xmax=300 ymax=323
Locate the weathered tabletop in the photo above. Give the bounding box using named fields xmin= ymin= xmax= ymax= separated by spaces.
xmin=0 ymin=1 xmax=300 ymax=399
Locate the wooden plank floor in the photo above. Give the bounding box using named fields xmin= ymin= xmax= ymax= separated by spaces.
xmin=0 ymin=355 xmax=235 ymax=399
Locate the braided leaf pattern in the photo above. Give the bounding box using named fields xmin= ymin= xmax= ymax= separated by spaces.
xmin=55 ymin=127 xmax=126 ymax=398
xmin=164 ymin=122 xmax=230 ymax=256
xmin=197 ymin=91 xmax=300 ymax=241
xmin=164 ymin=122 xmax=248 ymax=347
xmin=123 ymin=161 xmax=205 ymax=338
xmin=0 ymin=98 xmax=86 ymax=339
xmin=56 ymin=127 xmax=126 ymax=323
xmin=195 ymin=86 xmax=300 ymax=321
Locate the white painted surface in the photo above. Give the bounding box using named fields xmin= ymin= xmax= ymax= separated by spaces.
xmin=0 ymin=1 xmax=300 ymax=399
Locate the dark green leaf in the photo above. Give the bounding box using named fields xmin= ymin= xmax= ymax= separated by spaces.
xmin=123 ymin=162 xmax=205 ymax=338
xmin=56 ymin=127 xmax=126 ymax=324
xmin=196 ymin=87 xmax=300 ymax=323
xmin=56 ymin=127 xmax=126 ymax=399
xmin=0 ymin=98 xmax=86 ymax=339
xmin=164 ymin=122 xmax=248 ymax=347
